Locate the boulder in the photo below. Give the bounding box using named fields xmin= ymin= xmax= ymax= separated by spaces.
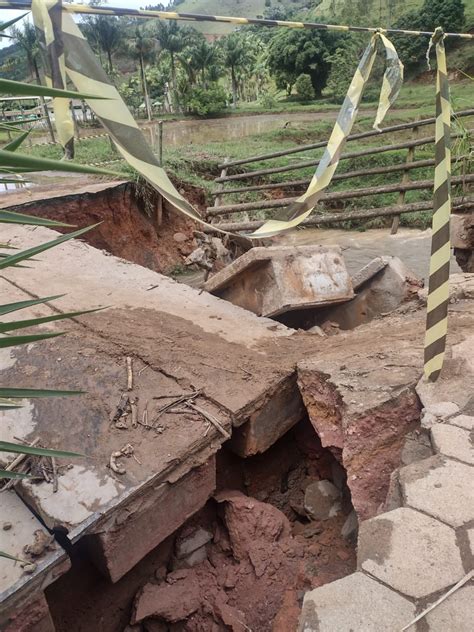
xmin=304 ymin=480 xmax=341 ymax=520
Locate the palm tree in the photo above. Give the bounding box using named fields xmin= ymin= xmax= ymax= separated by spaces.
xmin=220 ymin=34 xmax=252 ymax=108
xmin=82 ymin=15 xmax=123 ymax=73
xmin=127 ymin=26 xmax=156 ymax=121
xmin=11 ymin=23 xmax=56 ymax=143
xmin=192 ymin=40 xmax=220 ymax=88
xmin=155 ymin=21 xmax=188 ymax=112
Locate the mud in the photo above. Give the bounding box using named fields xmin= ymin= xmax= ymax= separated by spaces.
xmin=45 ymin=420 xmax=356 ymax=632
xmin=4 ymin=181 xmax=205 ymax=275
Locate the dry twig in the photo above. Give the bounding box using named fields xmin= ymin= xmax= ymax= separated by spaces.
xmin=126 ymin=357 xmax=133 ymax=390
xmin=187 ymin=403 xmax=231 ymax=440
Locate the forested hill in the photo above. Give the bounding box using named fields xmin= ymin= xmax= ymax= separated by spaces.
xmin=168 ymin=0 xmax=474 ymax=36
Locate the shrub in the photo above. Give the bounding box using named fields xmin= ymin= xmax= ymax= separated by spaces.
xmin=185 ymin=84 xmax=227 ymax=117
xmin=295 ymin=73 xmax=315 ymax=102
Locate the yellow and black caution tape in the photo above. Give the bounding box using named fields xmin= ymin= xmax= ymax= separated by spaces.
xmin=3 ymin=2 xmax=473 ymax=40
xmin=424 ymin=28 xmax=452 ymax=382
xmin=251 ymin=31 xmax=403 ymax=238
xmin=31 ymin=0 xmax=205 ymax=228
xmin=32 ymin=0 xmax=75 ymax=158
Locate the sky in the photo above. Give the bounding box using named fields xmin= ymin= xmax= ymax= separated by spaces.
xmin=0 ymin=1 xmax=170 ymax=49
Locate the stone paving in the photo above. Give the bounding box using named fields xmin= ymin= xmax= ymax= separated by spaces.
xmin=300 ymin=355 xmax=474 ymax=631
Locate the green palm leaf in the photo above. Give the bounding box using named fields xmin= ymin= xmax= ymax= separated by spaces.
xmin=0 ymin=77 xmax=108 ymax=100
xmin=0 ymin=210 xmax=70 ymax=226
xmin=0 ymin=13 xmax=28 ymax=34
xmin=0 ymin=440 xmax=84 ymax=459
xmin=0 ymin=306 xmax=105 ymax=333
xmin=0 ymin=331 xmax=63 ymax=348
xmin=0 ymin=223 xmax=99 ymax=270
xmin=3 ymin=131 xmax=30 ymax=152
xmin=0 ymin=388 xmax=83 ymax=398
xmin=0 ymin=149 xmax=121 ymax=177
xmin=0 ymin=470 xmax=29 ymax=479
xmin=0 ymin=294 xmax=65 ymax=317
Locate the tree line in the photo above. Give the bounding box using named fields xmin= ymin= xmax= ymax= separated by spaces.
xmin=3 ymin=0 xmax=468 ymax=119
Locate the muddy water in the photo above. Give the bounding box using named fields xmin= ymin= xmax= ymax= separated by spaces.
xmin=280 ymin=227 xmax=461 ymax=282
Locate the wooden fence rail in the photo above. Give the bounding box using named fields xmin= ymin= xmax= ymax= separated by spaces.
xmin=206 ymin=196 xmax=474 ymax=233
xmin=207 ymin=174 xmax=474 ymax=217
xmin=217 ymin=108 xmax=474 ymax=169
xmin=215 ymin=131 xmax=471 ymax=183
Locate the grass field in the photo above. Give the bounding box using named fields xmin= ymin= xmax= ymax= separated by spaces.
xmin=25 ymin=76 xmax=473 ymax=231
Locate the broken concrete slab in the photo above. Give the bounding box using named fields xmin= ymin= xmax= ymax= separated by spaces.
xmin=351 ymin=257 xmax=388 ymax=291
xmin=82 ymin=458 xmax=216 ymax=582
xmin=425 ymin=585 xmax=474 ymax=631
xmin=297 ymin=338 xmax=421 ymax=519
xmin=0 ymin=491 xmax=70 ymax=632
xmin=319 ymin=256 xmax=423 ymax=330
xmin=430 ymin=424 xmax=474 ymax=465
xmin=450 ymin=414 xmax=474 ymax=431
xmin=358 ymin=507 xmax=464 ymax=598
xmin=399 ymin=455 xmax=474 ymax=528
xmin=175 ymin=526 xmax=213 ymax=559
xmin=304 ymin=480 xmax=341 ymax=521
xmin=299 ymin=571 xmax=416 ymax=632
xmin=421 ymin=401 xmax=460 ymax=429
xmin=204 ymin=245 xmax=353 ymax=318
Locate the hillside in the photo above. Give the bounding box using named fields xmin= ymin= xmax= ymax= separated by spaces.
xmin=174 ymin=0 xmax=474 ymax=36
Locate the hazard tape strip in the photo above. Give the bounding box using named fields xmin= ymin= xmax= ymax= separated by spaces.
xmin=250 ymin=31 xmax=403 ymax=238
xmin=30 ymin=0 xmax=205 ymax=227
xmin=2 ymin=2 xmax=473 ymax=39
xmin=424 ymin=28 xmax=452 ymax=382
xmin=32 ymin=0 xmax=75 ymax=158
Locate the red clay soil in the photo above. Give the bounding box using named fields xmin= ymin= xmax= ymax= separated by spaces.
xmin=5 ymin=181 xmax=204 ymax=274
xmin=131 ymin=421 xmax=356 ymax=632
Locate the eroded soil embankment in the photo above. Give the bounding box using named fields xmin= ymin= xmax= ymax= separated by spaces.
xmin=6 ymin=181 xmax=204 ymax=274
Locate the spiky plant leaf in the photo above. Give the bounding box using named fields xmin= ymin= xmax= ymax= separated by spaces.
xmin=0 ymin=295 xmax=65 ymax=317
xmin=0 ymin=210 xmax=72 ymax=227
xmin=0 ymin=306 xmax=105 ymax=333
xmin=3 ymin=131 xmax=30 ymax=152
xmin=0 ymin=440 xmax=84 ymax=459
xmin=0 ymin=388 xmax=83 ymax=398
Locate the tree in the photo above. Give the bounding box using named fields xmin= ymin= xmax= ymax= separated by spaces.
xmin=10 ymin=23 xmax=56 ymax=143
xmin=325 ymin=34 xmax=369 ymax=103
xmin=82 ymin=15 xmax=123 ymax=73
xmin=267 ymin=29 xmax=336 ymax=97
xmin=220 ymin=33 xmax=254 ymax=108
xmin=295 ymin=73 xmax=315 ymax=101
xmin=392 ymin=0 xmax=465 ymax=75
xmin=127 ymin=26 xmax=156 ymax=120
xmin=155 ymin=21 xmax=190 ymax=112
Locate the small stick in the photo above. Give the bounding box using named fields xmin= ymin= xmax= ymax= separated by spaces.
xmin=126 ymin=357 xmax=133 ymax=390
xmin=200 ymin=361 xmax=239 ymax=374
xmin=131 ymin=398 xmax=138 ymax=428
xmin=187 ymin=403 xmax=231 ymax=440
xmin=138 ymin=364 xmax=150 ymax=376
xmin=400 ymin=569 xmax=474 ymax=631
xmin=51 ymin=457 xmax=58 ymax=493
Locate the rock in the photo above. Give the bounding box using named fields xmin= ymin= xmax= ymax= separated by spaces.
xmin=143 ymin=621 xmax=167 ymax=632
xmin=171 ymin=545 xmax=208 ymax=570
xmin=340 ymin=510 xmax=358 ymax=542
xmin=215 ymin=491 xmax=291 ymax=562
xmin=400 ymin=430 xmax=433 ymax=465
xmin=132 ymin=570 xmax=201 ymax=623
xmin=304 ymin=480 xmax=341 ymax=520
xmin=299 ymin=572 xmax=415 ymax=632
xmin=430 ymin=424 xmax=474 ymax=465
xmin=420 ymin=401 xmax=460 ymax=429
xmin=173 ymin=232 xmax=188 ymax=243
xmin=321 ymin=256 xmax=422 ymax=330
xmin=399 ymin=455 xmax=474 ymax=528
xmin=358 ymin=507 xmax=464 ymax=598
xmin=307 ymin=325 xmax=326 ymax=337
xmin=175 ymin=527 xmax=213 ymax=559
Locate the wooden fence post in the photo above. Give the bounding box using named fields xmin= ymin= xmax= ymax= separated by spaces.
xmin=391 ymin=124 xmax=419 ymax=234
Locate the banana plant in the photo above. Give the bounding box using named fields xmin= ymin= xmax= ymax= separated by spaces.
xmin=0 ymin=13 xmax=120 ymax=561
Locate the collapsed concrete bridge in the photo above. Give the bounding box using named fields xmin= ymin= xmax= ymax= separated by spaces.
xmin=0 ymin=224 xmax=473 ymax=631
